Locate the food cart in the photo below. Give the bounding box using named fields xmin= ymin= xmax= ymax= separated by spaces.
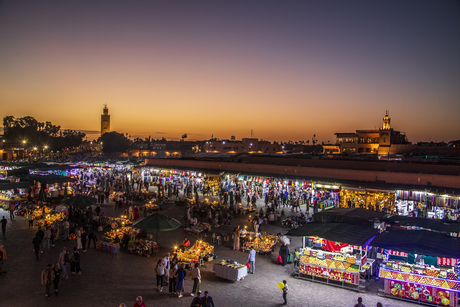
xmin=287 ymin=222 xmax=380 ymax=290
xmin=371 ymin=228 xmax=460 ymax=306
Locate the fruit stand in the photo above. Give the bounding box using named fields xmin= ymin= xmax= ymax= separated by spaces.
xmin=369 ymin=226 xmax=460 ymax=307
xmin=379 ymin=250 xmax=459 ymax=306
xmin=241 ymin=233 xmax=278 ymax=254
xmin=286 ymin=222 xmax=380 ymax=290
xmin=176 ymin=240 xmax=214 ymax=263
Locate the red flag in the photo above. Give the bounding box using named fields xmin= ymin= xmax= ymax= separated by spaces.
xmin=325 ymin=240 xmax=349 ymax=252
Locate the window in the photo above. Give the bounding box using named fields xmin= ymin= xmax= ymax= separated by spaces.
xmin=367 ymin=137 xmax=372 ymax=143
xmin=359 ymin=138 xmax=365 ymax=144
xmin=342 ymin=148 xmax=347 ymax=153
xmin=358 ymin=148 xmax=364 ymax=153
xmin=350 ymin=147 xmax=356 ymax=152
xmin=366 ymin=148 xmax=371 ymax=153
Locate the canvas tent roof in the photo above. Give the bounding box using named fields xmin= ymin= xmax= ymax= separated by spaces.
xmin=286 ymin=222 xmax=379 ymax=247
xmin=313 ymin=208 xmax=388 ymax=227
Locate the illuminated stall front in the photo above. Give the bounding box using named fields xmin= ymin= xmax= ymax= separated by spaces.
xmin=371 ymin=228 xmax=460 ymax=306
xmin=287 ymin=222 xmax=380 ymax=289
xmin=340 ymin=187 xmax=395 ymax=212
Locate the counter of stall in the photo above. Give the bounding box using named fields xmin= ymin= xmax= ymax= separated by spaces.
xmin=213 ymin=260 xmax=247 ymax=281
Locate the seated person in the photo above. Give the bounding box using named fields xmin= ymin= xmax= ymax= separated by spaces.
xmin=182 ymin=237 xmax=191 ymax=248
xmin=189 ymin=216 xmax=197 ymax=227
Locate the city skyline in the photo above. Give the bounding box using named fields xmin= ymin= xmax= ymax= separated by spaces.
xmin=1 ymin=1 xmax=459 ymax=143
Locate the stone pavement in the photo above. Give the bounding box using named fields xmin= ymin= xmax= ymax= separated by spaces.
xmin=0 ymin=191 xmax=415 ymax=307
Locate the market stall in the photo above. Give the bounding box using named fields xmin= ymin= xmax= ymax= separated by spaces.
xmin=370 ymin=228 xmax=460 ymax=306
xmin=340 ymin=187 xmax=395 ymax=212
xmin=176 ymin=240 xmax=214 ymax=263
xmin=36 ymin=212 xmax=66 ymax=227
xmin=241 ymin=232 xmax=278 ymax=254
xmin=287 ymin=222 xmax=380 ymax=289
xmin=213 ymin=260 xmax=247 ymax=281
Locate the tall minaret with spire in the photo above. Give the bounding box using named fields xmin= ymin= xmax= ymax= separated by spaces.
xmin=101 ymin=104 xmax=110 ymax=135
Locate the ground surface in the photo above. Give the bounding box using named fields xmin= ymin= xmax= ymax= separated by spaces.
xmin=0 ymin=189 xmax=416 ymax=307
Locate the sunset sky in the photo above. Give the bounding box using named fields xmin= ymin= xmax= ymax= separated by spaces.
xmin=1 ymin=1 xmax=459 ymax=143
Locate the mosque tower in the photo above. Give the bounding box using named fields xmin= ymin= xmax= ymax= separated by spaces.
xmin=101 ymin=104 xmax=110 ymax=135
xmin=382 ymin=110 xmax=391 ymax=130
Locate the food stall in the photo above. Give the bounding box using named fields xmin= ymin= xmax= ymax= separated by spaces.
xmin=36 ymin=212 xmax=66 ymax=227
xmin=102 ymin=226 xmax=157 ymax=256
xmin=241 ymin=232 xmax=278 ymax=254
xmin=176 ymin=240 xmax=214 ymax=263
xmin=370 ymin=228 xmax=460 ymax=306
xmin=213 ymin=260 xmax=247 ymax=281
xmin=339 ymin=187 xmax=395 ymax=212
xmin=287 ymin=222 xmax=380 ymax=289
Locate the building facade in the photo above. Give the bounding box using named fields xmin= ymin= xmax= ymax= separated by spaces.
xmin=203 ymin=138 xmax=282 ymax=154
xmin=323 ymin=112 xmax=411 ymax=155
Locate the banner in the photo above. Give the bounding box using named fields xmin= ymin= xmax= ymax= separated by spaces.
xmin=299 ymin=263 xmax=359 ymax=285
xmin=384 ymin=279 xmax=457 ymax=307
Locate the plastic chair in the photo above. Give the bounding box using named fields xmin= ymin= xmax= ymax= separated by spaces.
xmin=112 ymin=245 xmax=118 ymax=254
xmin=103 ymin=243 xmax=108 ymax=251
xmin=107 ymin=245 xmax=113 ymax=253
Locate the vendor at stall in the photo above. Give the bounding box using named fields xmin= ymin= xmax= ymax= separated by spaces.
xmin=182 ymin=237 xmax=191 ymax=248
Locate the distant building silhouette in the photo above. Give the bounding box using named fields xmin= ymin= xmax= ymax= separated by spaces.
xmin=101 ymin=104 xmax=110 ymax=135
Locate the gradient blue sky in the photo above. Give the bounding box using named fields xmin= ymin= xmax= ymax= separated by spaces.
xmin=1 ymin=1 xmax=459 ymax=142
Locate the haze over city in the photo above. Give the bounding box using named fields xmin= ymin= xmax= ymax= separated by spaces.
xmin=1 ymin=1 xmax=459 ymax=143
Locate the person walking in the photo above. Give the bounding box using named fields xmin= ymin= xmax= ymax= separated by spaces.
xmin=76 ymin=228 xmax=82 ymax=250
xmin=87 ymin=231 xmax=97 ymax=249
xmin=163 ymin=253 xmax=170 ymax=285
xmin=233 ymin=225 xmax=240 ymax=250
xmin=128 ymin=204 xmax=134 ymax=220
xmin=41 ymin=264 xmax=55 ymax=299
xmin=133 ymin=296 xmax=146 ymax=307
xmin=354 ymin=297 xmax=366 ymax=307
xmin=169 ymin=264 xmax=178 ymax=295
xmin=70 ymin=247 xmax=81 ymax=275
xmin=33 ymin=234 xmax=41 ymax=260
xmin=281 ymin=280 xmax=288 ymax=305
xmin=52 ymin=262 xmax=62 ymax=295
xmin=176 ymin=264 xmax=187 ymax=298
xmin=43 ymin=227 xmax=51 ymax=250
xmin=155 ymin=258 xmax=165 ymax=292
xmin=28 ymin=213 xmax=34 ymax=228
xmin=81 ymin=229 xmax=87 ymax=252
xmin=63 ymin=219 xmax=69 ymax=241
xmin=58 ymin=247 xmax=69 ymax=280
xmin=248 ymin=246 xmax=256 ymax=274
xmin=1 ymin=216 xmax=7 ymax=236
xmin=202 ymin=291 xmax=215 ymax=307
xmin=0 ymin=245 xmax=6 ymax=275
xmin=190 ymin=262 xmax=201 ymax=296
